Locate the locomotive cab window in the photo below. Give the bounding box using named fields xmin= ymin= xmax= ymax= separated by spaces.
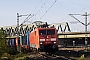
xmin=39 ymin=30 xmax=46 ymax=35
xmin=39 ymin=29 xmax=55 ymax=35
xmin=47 ymin=29 xmax=55 ymax=35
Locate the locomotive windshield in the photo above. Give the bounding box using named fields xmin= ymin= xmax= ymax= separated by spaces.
xmin=39 ymin=29 xmax=55 ymax=35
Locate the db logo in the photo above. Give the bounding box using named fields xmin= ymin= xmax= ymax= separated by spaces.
xmin=46 ymin=39 xmax=50 ymax=41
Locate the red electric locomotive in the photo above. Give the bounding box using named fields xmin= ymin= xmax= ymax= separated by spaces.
xmin=30 ymin=28 xmax=58 ymax=53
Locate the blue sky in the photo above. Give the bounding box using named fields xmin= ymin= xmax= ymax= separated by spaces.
xmin=0 ymin=0 xmax=90 ymax=31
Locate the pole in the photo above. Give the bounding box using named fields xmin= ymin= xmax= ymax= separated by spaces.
xmin=69 ymin=12 xmax=90 ymax=32
xmin=82 ymin=12 xmax=88 ymax=50
xmin=17 ymin=13 xmax=21 ymax=53
xmin=84 ymin=12 xmax=87 ymax=32
xmin=69 ymin=12 xmax=90 ymax=50
xmin=17 ymin=13 xmax=29 ymax=53
xmin=85 ymin=12 xmax=87 ymax=50
xmin=17 ymin=13 xmax=19 ymax=31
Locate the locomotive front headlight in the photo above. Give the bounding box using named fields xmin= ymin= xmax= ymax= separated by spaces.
xmin=54 ymin=42 xmax=56 ymax=44
xmin=51 ymin=38 xmax=56 ymax=41
xmin=40 ymin=42 xmax=43 ymax=44
xmin=40 ymin=39 xmax=45 ymax=41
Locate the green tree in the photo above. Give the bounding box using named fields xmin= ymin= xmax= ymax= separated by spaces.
xmin=0 ymin=28 xmax=10 ymax=57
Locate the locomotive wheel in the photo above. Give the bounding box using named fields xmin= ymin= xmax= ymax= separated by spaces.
xmin=38 ymin=48 xmax=40 ymax=52
xmin=33 ymin=48 xmax=37 ymax=51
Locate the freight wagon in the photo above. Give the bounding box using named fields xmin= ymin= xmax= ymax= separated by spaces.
xmin=8 ymin=31 xmax=31 ymax=53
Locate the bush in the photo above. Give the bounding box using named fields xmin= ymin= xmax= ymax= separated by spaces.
xmin=1 ymin=53 xmax=13 ymax=60
xmin=78 ymin=54 xmax=87 ymax=60
xmin=9 ymin=47 xmax=17 ymax=55
xmin=14 ymin=56 xmax=34 ymax=60
xmin=14 ymin=53 xmax=26 ymax=58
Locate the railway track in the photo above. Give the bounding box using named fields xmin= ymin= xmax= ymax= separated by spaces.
xmin=27 ymin=50 xmax=77 ymax=60
xmin=38 ymin=52 xmax=77 ymax=60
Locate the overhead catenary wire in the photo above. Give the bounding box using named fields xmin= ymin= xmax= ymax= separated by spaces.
xmin=21 ymin=0 xmax=48 ymax=25
xmin=21 ymin=0 xmax=57 ymax=25
xmin=30 ymin=0 xmax=57 ymax=22
xmin=32 ymin=0 xmax=48 ymax=22
xmin=20 ymin=0 xmax=41 ymax=25
xmin=31 ymin=0 xmax=42 ymax=14
xmin=40 ymin=0 xmax=57 ymax=19
xmin=21 ymin=14 xmax=34 ymax=25
xmin=27 ymin=0 xmax=48 ymax=23
xmin=35 ymin=0 xmax=48 ymax=15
